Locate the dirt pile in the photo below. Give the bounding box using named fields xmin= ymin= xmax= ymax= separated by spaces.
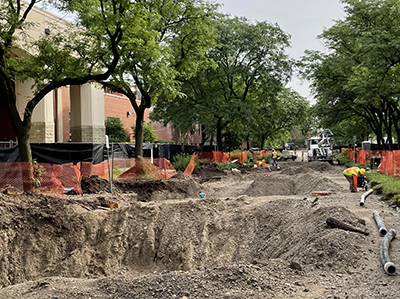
xmin=81 ymin=175 xmax=113 ymax=194
xmin=114 ymin=176 xmax=201 ymax=201
xmin=246 ymin=172 xmax=343 ymax=197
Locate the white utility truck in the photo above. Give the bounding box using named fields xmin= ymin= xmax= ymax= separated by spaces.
xmin=307 ymin=129 xmax=336 ymax=164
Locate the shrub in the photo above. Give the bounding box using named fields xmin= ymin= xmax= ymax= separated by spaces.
xmin=131 ymin=122 xmax=158 ymax=143
xmin=172 ymin=153 xmax=204 ymax=172
xmin=215 ymin=162 xmax=239 ymax=171
xmin=156 ymin=138 xmax=174 ymax=144
xmin=339 ymin=150 xmax=353 ymax=165
xmin=106 ymin=117 xmax=128 ymax=142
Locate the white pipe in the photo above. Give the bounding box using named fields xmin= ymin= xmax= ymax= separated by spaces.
xmin=360 ymin=189 xmax=373 ymax=206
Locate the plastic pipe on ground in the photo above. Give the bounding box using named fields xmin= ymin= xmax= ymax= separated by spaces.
xmin=380 ymin=229 xmax=396 ymax=276
xmin=373 ymin=211 xmax=388 ymax=237
xmin=360 ymin=189 xmax=373 ymax=206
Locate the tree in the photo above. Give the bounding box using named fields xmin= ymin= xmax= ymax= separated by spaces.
xmin=152 ymin=16 xmax=293 ymax=150
xmin=100 ymin=0 xmax=218 ymax=158
xmin=301 ymin=0 xmax=400 ymax=149
xmin=105 ymin=117 xmax=128 ymax=142
xmin=249 ymin=88 xmax=309 ymax=149
xmin=0 ymin=0 xmax=135 ymax=164
xmin=131 ymin=122 xmax=157 ymax=143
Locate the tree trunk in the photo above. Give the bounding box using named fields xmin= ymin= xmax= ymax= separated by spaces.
xmin=200 ymin=125 xmax=207 ymax=146
xmin=17 ymin=130 xmax=35 ymax=192
xmin=260 ymin=135 xmax=266 ymax=150
xmin=216 ymin=118 xmax=223 ymax=151
xmin=134 ymin=108 xmax=145 ymax=158
xmin=387 ymin=105 xmax=393 ymax=150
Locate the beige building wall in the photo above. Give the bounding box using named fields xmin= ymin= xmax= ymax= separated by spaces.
xmin=14 ymin=79 xmax=55 ymax=143
xmin=19 ymin=4 xmax=70 ymax=51
xmin=70 ymin=84 xmax=106 ymax=143
xmin=11 ymin=5 xmax=106 ymax=144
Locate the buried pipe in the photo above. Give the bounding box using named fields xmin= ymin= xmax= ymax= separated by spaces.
xmin=380 ymin=229 xmax=397 ymax=276
xmin=360 ymin=189 xmax=373 ymax=206
xmin=373 ymin=211 xmax=388 ymax=237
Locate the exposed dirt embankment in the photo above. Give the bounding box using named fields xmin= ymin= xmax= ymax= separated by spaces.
xmin=1 ymin=162 xmax=400 ymax=299
xmin=0 ymin=189 xmax=368 ymax=289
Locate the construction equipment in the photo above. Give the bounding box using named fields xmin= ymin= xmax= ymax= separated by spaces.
xmin=307 ymin=129 xmax=336 ymax=164
xmin=281 ymin=143 xmax=297 ymax=161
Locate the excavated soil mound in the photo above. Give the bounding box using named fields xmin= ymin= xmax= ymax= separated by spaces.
xmin=246 ymin=172 xmax=343 ymax=197
xmin=81 ymin=175 xmax=113 ymax=194
xmin=304 ymin=161 xmax=334 ymax=172
xmin=280 ymin=161 xmax=334 ymax=175
xmin=114 ymin=178 xmax=201 ymax=201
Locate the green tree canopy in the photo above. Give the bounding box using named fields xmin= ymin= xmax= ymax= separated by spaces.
xmin=301 ymin=0 xmax=400 ymax=148
xmin=100 ymin=0 xmax=219 ymax=157
xmin=152 ymin=16 xmax=294 ymax=150
xmin=1 ymin=0 xmax=134 ymax=162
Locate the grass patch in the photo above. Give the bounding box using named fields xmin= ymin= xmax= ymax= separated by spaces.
xmin=366 ymin=170 xmax=400 ymax=206
xmin=112 ymin=166 xmax=124 ymax=179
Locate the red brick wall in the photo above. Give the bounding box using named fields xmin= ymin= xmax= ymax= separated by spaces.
xmin=104 ymin=92 xmax=150 ymax=142
xmin=151 ymin=122 xmax=174 ymax=141
xmin=151 ymin=122 xmax=202 ymax=144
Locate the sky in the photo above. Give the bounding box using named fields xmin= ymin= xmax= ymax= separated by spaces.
xmin=216 ymin=0 xmax=345 ymax=102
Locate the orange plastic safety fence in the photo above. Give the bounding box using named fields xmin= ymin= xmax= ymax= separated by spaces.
xmin=195 ymin=152 xmax=213 ymax=164
xmin=184 ymin=154 xmax=197 ymax=175
xmin=242 ymin=151 xmax=248 ymax=164
xmin=0 ymin=162 xmax=82 ymax=195
xmin=393 ymin=151 xmax=400 ymax=176
xmin=353 ymin=149 xmax=400 ymax=177
xmin=213 ymin=151 xmax=228 ymax=163
xmin=117 ymin=158 xmax=177 ymax=180
xmin=358 ymin=150 xmax=368 ymax=165
xmin=227 ymin=152 xmax=243 ymax=163
xmin=153 ymin=158 xmax=177 ymax=179
xmin=80 ymin=161 xmax=107 ymax=179
xmin=379 ymin=151 xmax=394 ymax=176
xmin=250 ymin=150 xmax=268 ymax=160
xmin=347 ymin=148 xmax=354 ymax=160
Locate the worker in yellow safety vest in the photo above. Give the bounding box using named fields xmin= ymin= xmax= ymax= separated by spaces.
xmin=343 ymin=167 xmax=366 ymax=192
xmin=272 ymin=149 xmax=278 ymax=167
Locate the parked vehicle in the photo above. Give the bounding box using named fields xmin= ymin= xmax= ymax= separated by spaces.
xmin=281 ymin=143 xmax=297 ymax=161
xmin=307 ymin=129 xmax=337 ymax=164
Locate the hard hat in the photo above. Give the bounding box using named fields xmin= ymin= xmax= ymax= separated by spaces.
xmin=360 ymin=169 xmax=366 ymax=175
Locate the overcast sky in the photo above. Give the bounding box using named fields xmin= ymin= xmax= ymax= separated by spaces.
xmin=217 ymin=0 xmax=345 ymax=101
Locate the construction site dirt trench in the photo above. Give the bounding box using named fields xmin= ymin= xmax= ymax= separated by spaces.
xmin=0 ymin=161 xmax=400 ymax=298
